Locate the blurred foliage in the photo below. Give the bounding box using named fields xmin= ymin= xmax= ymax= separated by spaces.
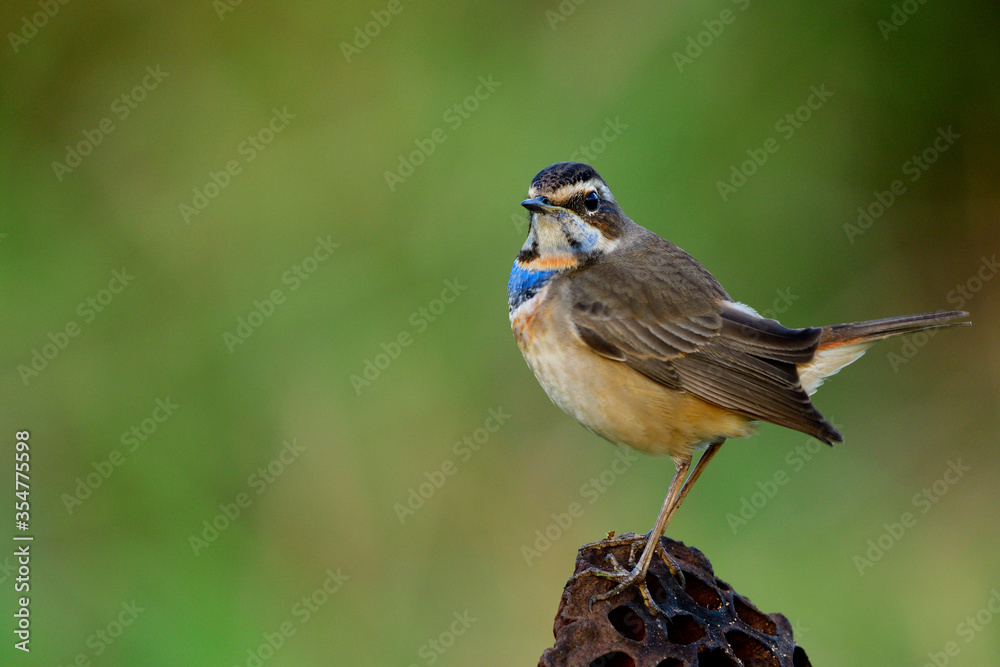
xmin=1 ymin=0 xmax=999 ymax=664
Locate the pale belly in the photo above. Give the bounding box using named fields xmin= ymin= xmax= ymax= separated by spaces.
xmin=511 ymin=289 xmax=754 ymax=461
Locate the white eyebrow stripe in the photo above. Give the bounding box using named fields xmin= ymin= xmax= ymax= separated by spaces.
xmin=528 ymin=179 xmax=605 ymax=203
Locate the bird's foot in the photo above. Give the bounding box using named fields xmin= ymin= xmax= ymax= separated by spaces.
xmin=572 ymin=536 xmax=685 ymax=614
xmin=581 ymin=532 xmax=685 ymax=582
xmin=571 ymin=552 xmax=657 ymax=612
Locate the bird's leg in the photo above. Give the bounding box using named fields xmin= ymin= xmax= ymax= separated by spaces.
xmin=659 ymin=440 xmax=723 ymax=534
xmin=571 ymin=457 xmax=690 ymax=611
xmin=634 ymin=440 xmax=724 ymax=588
xmin=572 ymin=440 xmax=725 ymax=611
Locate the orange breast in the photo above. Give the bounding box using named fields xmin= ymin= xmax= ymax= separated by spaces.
xmin=513 ymin=295 xmax=755 ymax=460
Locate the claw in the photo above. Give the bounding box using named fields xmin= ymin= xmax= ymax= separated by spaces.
xmin=653 ymin=542 xmax=686 ymax=588
xmin=627 ymin=540 xmax=642 ymax=567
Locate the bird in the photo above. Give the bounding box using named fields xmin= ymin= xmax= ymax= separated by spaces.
xmin=508 ymin=161 xmax=969 ymax=611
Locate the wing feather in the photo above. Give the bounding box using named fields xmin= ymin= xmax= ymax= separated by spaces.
xmin=565 ymin=241 xmax=841 ymax=443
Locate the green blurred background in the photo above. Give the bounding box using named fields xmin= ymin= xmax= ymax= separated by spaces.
xmin=2 ymin=0 xmax=999 ymax=664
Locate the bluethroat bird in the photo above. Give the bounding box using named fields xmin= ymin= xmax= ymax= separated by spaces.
xmin=508 ymin=161 xmax=969 ymax=610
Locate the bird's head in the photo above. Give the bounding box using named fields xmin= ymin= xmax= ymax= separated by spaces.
xmin=516 ymin=162 xmax=629 ymax=269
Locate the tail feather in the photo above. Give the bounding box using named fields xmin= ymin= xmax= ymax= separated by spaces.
xmin=818 ymin=310 xmax=971 ymax=348
xmin=797 ymin=310 xmax=970 ymax=397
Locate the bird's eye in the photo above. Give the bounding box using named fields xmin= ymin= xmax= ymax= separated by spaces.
xmin=584 ymin=191 xmax=600 ymax=212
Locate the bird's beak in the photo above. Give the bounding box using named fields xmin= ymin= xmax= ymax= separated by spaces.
xmin=521 ymin=197 xmax=558 ymax=214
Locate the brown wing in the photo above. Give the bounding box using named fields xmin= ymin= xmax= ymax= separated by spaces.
xmin=566 ymin=246 xmax=842 ymax=444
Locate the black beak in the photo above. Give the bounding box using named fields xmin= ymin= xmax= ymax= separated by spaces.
xmin=521 ymin=197 xmax=557 ymax=214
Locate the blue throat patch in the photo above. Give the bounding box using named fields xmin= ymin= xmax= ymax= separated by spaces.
xmin=508 ymin=262 xmax=557 ymax=310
